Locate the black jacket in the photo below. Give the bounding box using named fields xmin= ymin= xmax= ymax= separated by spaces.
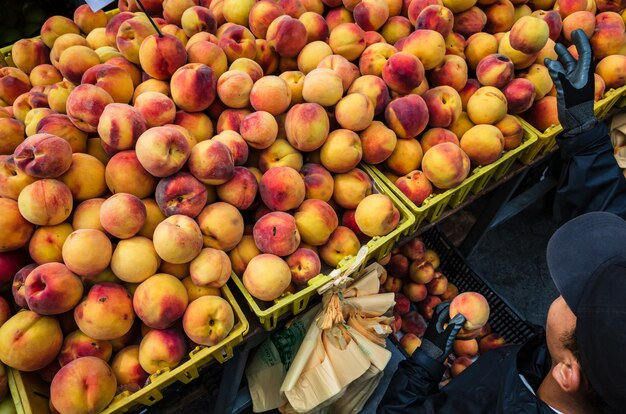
xmin=554 ymin=122 xmax=626 ymax=223
xmin=378 ymin=121 xmax=626 ymax=413
xmin=377 ymin=333 xmax=555 ymax=413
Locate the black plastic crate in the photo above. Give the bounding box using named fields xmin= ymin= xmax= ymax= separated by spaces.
xmin=420 ymin=227 xmax=540 ymax=345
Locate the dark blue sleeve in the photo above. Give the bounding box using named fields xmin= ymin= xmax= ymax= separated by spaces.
xmin=376 ymin=350 xmax=444 ymax=414
xmin=554 ymin=122 xmax=626 ymax=224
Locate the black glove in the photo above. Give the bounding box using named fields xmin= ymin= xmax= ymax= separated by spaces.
xmin=418 ymin=302 xmax=465 ymax=363
xmin=544 ymin=29 xmax=597 ymax=137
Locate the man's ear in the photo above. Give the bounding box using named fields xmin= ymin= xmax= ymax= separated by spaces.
xmin=552 ymin=358 xmax=583 ymax=393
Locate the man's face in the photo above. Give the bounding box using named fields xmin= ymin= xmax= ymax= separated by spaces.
xmin=545 ymin=295 xmax=577 ymax=362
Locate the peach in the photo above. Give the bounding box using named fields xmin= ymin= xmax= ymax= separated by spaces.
xmin=360 ymin=121 xmax=398 ymax=164
xmin=465 ymin=33 xmax=498 ymax=71
xmin=250 ymin=76 xmax=292 ymax=116
xmin=298 ymin=163 xmax=333 ymax=202
xmin=34 ymin=115 xmax=85 ymax=154
xmin=590 ymin=24 xmax=626 ymax=60
xmin=402 ymin=311 xmax=428 ymax=336
xmin=58 ymin=153 xmax=106 ymax=202
xmin=594 ymin=74 xmax=606 ymax=101
xmin=115 ymin=17 xmax=157 ymax=65
xmin=174 ymin=111 xmax=213 ymax=143
xmin=0 ymin=156 xmax=36 ymax=200
xmin=155 ymin=172 xmax=208 ymax=218
xmin=283 ymin=103 xmax=330 ymax=152
xmin=248 ymin=0 xmax=285 ymax=38
xmin=495 ymin=114 xmax=524 ymax=151
xmin=243 ymin=253 xmax=292 ymax=300
xmin=417 ymin=295 xmax=441 ymax=320
xmin=466 ymin=86 xmax=507 ymax=125
xmin=380 ymin=16 xmax=412 ymax=44
xmin=136 ymin=126 xmax=191 ymax=177
xmin=211 ymin=131 xmax=247 ymax=166
xmin=170 ymin=63 xmax=217 ymax=112
xmin=229 ymin=235 xmax=261 ymax=276
xmin=109 ymin=236 xmax=161 ymax=284
xmin=139 ymin=198 xmax=167 ymax=240
xmin=332 ymin=168 xmax=373 ymax=209
xmin=11 ymin=39 xmax=50 ymax=75
xmin=294 ymin=199 xmax=339 ymax=246
xmin=46 ymin=80 xmax=74 ymax=114
xmin=299 ymin=11 xmax=330 ymax=43
xmin=301 ymin=68 xmax=343 ymax=107
xmin=498 ymin=32 xmax=538 ymax=70
xmin=383 ymin=275 xmax=403 ymax=292
xmin=99 ymin=193 xmax=146 ymax=239
xmin=186 ymin=42 xmax=228 ymax=80
xmin=521 ymin=64 xmax=553 ymax=101
xmin=132 ymin=273 xmax=189 ymax=329
xmin=524 ymin=96 xmax=559 ymax=132
xmin=18 ymin=179 xmax=72 ymax=226
xmin=189 ymin=248 xmax=232 ymax=288
xmin=334 ymin=93 xmax=375 ymax=132
xmin=95 ymin=105 xmax=145 ymax=153
xmin=138 ymin=328 xmax=186 ymax=374
xmin=479 ymin=333 xmax=507 ymax=353
xmin=382 ymin=52 xmax=425 ymax=94
xmin=423 ymin=86 xmax=463 ymax=128
xmin=279 ymin=71 xmax=305 ymax=105
xmin=385 ymin=138 xmax=424 ymax=176
xmin=58 ymin=331 xmax=112 ymax=368
xmin=424 ymin=249 xmax=440 ymax=268
xmin=133 ymin=92 xmax=177 ymax=128
xmin=218 ymin=25 xmax=257 ymax=63
xmin=180 ymin=6 xmax=217 ymax=38
xmin=316 ymin=55 xmax=360 ymax=94
xmin=445 ymin=33 xmax=466 ymax=60
xmin=450 ymin=356 xmax=473 ymax=377
xmin=285 ymin=248 xmax=320 ymax=285
xmin=555 ymin=0 xmax=587 ymax=17
xmin=531 ymin=10 xmax=562 ymax=42
xmin=259 ymin=139 xmax=303 ymax=172
xmin=40 ymin=15 xmax=81 ymax=48
xmin=183 ymin=295 xmax=235 ymax=346
xmin=72 ymin=3 xmax=107 ymax=33
xmin=72 ymin=199 xmax=105 ymax=231
xmin=24 ymin=108 xmax=54 ymax=138
xmin=385 ymin=94 xmax=430 ymax=139
xmin=182 ymin=277 xmax=221 ymax=301
xmin=476 ymin=54 xmax=514 ymax=89
xmin=320 ymin=129 xmax=363 ymax=173
xmin=396 ymin=170 xmax=434 ymax=205
xmin=253 ymin=211 xmax=301 ymax=256
xmin=111 ymin=345 xmax=149 ymax=391
xmin=422 ymin=142 xmax=470 ymax=189
xmin=0 ymin=67 xmax=32 ymax=106
xmin=596 ymin=55 xmax=626 ymax=89
xmin=441 ymin=281 xmax=460 ymax=301
xmin=297 ymin=41 xmax=333 ymax=74
xmin=13 ymin=134 xmax=71 ymax=179
xmin=13 ymin=92 xmax=48 ymax=124
xmin=358 ymin=43 xmax=396 ymax=78
xmin=388 ymin=254 xmax=409 ymax=278
xmin=74 ymin=282 xmax=134 ymax=341
xmin=453 ymin=7 xmax=487 ymax=39
xmin=399 ymin=333 xmax=421 ymax=356
xmin=458 ymin=77 xmax=480 ymax=109
xmin=404 ymin=282 xmax=429 ymax=302
xmin=484 ymin=0 xmax=515 ymax=32
xmin=257 ymin=167 xmax=304 ymax=212
xmin=400 ymin=30 xmax=446 ymax=70
xmin=415 ymin=5 xmax=454 ymax=38
xmin=23 ymin=262 xmax=82 ymax=315
xmin=29 ymin=64 xmax=62 ymax=87
xmin=0 ymin=119 xmax=23 ymax=156
xmin=217 ymin=70 xmax=253 ymax=108
xmin=216 ymin=167 xmax=258 ymax=210
xmin=56 ymin=45 xmax=99 ymax=85
xmin=153 ymin=215 xmax=204 ymax=264
xmin=326 ymin=7 xmax=354 ymax=32
xmin=409 ymin=259 xmax=435 ymax=284
xmin=509 ymin=16 xmax=549 ymax=55
xmin=81 ymin=64 xmax=134 ymax=104
xmin=449 ymin=291 xmax=490 ymax=331
xmin=460 ymin=124 xmax=504 ymax=165
xmin=61 ymin=229 xmax=112 ymax=278
xmin=66 ymin=84 xmax=114 ymax=133
xmin=353 ymin=0 xmax=390 ymax=31
xmin=133 ymin=79 xmax=171 ymax=102
xmin=407 ymin=0 xmax=441 ymax=25
xmin=231 ymin=56 xmax=264 ymax=82
xmin=328 ymin=23 xmax=366 ymax=61
xmin=355 ymin=194 xmax=400 ymax=237
xmin=0 ymin=311 xmax=62 ymax=371
xmin=562 ymin=11 xmax=595 ymax=42
xmin=105 ymin=151 xmax=157 ymax=199
xmin=502 ymin=78 xmax=536 ymax=114
xmin=196 ymin=202 xmax=244 ymax=251
xmin=222 ymin=0 xmax=254 ymax=24
xmin=420 ymin=128 xmax=459 ymax=153
xmin=188 ymin=139 xmax=235 ymax=185
xmin=139 ymin=34 xmax=188 ymax=80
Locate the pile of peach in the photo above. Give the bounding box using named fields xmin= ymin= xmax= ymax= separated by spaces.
xmin=380 ymin=238 xmax=506 ymax=378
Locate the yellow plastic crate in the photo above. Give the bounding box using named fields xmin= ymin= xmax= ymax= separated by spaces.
xmin=8 ymin=284 xmax=249 ymax=414
xmin=519 ymin=85 xmax=626 ymax=164
xmin=231 ymin=166 xmax=415 ymax=331
xmin=367 ymin=129 xmax=537 ymax=234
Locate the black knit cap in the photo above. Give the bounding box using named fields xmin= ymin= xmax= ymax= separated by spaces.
xmin=547 ymin=212 xmax=626 ymax=411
